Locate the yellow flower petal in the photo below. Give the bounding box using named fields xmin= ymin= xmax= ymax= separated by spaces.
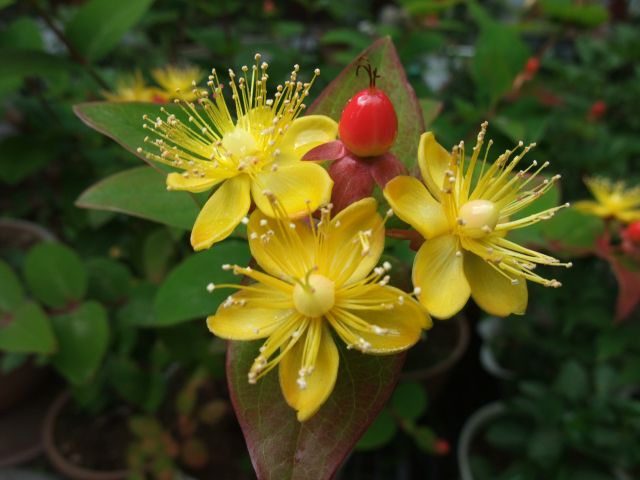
xmin=279 ymin=322 xmax=339 ymax=422
xmin=384 ymin=176 xmax=449 ymax=240
xmin=413 ymin=234 xmax=470 ymax=319
xmin=191 ymin=176 xmax=251 ymax=251
xmin=252 ymin=162 xmax=333 ymax=219
xmin=280 ymin=115 xmax=339 ymax=158
xmin=573 ymin=200 xmax=610 ymax=218
xmin=463 ymin=252 xmax=528 ymax=316
xmin=166 ymin=173 xmax=222 ymax=193
xmin=332 ymin=286 xmax=429 ymax=353
xmin=207 ymin=289 xmax=295 ymax=340
xmin=617 ymin=210 xmax=640 ymax=223
xmin=247 ymin=209 xmax=315 ymax=279
xmin=322 ymin=198 xmax=384 ymax=285
xmin=418 ymin=132 xmax=451 ymax=201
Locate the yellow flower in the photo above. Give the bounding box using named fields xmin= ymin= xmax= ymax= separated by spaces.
xmin=138 ymin=55 xmax=337 ymax=250
xmin=206 ymin=198 xmax=430 ymax=421
xmin=384 ymin=122 xmax=571 ymax=319
xmin=102 ymin=70 xmax=162 ymax=102
xmin=574 ymin=177 xmax=640 ymax=223
xmin=151 ymin=65 xmax=204 ymax=101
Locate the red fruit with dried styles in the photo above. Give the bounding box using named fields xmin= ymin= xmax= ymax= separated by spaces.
xmin=338 ymin=62 xmax=398 ymax=157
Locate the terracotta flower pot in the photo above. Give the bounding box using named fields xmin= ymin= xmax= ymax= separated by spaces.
xmin=42 ymin=392 xmax=129 ymax=480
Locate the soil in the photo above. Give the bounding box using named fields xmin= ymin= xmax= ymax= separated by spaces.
xmin=53 ymin=403 xmax=132 ymax=471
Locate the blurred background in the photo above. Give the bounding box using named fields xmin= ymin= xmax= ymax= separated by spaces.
xmin=1 ymin=0 xmax=640 ymax=479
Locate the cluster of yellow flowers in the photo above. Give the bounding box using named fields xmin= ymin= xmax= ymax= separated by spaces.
xmin=102 ymin=65 xmax=204 ymax=103
xmin=139 ymin=56 xmax=568 ymax=421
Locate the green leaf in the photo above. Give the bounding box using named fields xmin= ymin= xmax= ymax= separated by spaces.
xmin=0 ymin=17 xmax=43 ymax=51
xmin=541 ymin=208 xmax=604 ymax=250
xmin=0 ymin=301 xmax=56 ymax=354
xmin=526 ymin=428 xmax=563 ymax=466
xmin=390 ymin=381 xmax=427 ymax=422
xmin=0 ymin=49 xmax=76 ymax=78
xmin=0 ymin=259 xmax=24 ymax=313
xmin=154 ymin=241 xmax=251 ymax=326
xmin=228 ymin=340 xmax=406 ymax=479
xmin=24 ymin=242 xmax=87 ymax=309
xmin=539 ymin=0 xmax=609 ymax=28
xmin=65 ymin=0 xmax=154 ymax=62
xmin=73 ymin=101 xmax=185 ymax=163
xmin=76 ymin=167 xmax=200 ymax=230
xmin=356 ymin=409 xmax=397 ymax=450
xmin=419 ymin=98 xmax=443 ymax=129
xmin=308 ymin=37 xmax=424 ymax=170
xmin=471 ymin=21 xmax=530 ymax=106
xmin=87 ymin=257 xmax=132 ymax=304
xmin=117 ymin=282 xmax=157 ymax=328
xmin=142 ymin=228 xmax=175 ymax=283
xmin=554 ymin=360 xmax=589 ymax=402
xmin=51 ymin=301 xmax=110 ymax=384
xmin=0 ymin=135 xmax=51 ymax=185
xmin=485 ymin=419 xmax=529 ymax=451
xmin=107 ymin=356 xmax=165 ymax=412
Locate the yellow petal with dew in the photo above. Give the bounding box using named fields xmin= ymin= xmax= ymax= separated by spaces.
xmin=190 ymin=175 xmax=251 ymax=251
xmin=418 ymin=132 xmax=451 ymax=201
xmin=207 ymin=289 xmax=295 ymax=340
xmin=252 ymin=162 xmax=333 ymax=219
xmin=279 ymin=321 xmax=339 ymax=422
xmin=463 ymin=252 xmax=528 ymax=317
xmin=166 ymin=173 xmax=222 ymax=193
xmin=280 ymin=115 xmax=339 ymax=158
xmin=247 ymin=209 xmax=315 ymax=279
xmin=384 ymin=175 xmax=449 ymax=239
xmin=332 ymin=286 xmax=429 ymax=353
xmin=323 ymin=197 xmax=384 ymax=286
xmin=413 ymin=234 xmax=470 ymax=319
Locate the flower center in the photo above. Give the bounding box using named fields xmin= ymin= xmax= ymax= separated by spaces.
xmin=293 ymin=274 xmax=335 ymax=317
xmin=458 ymin=199 xmax=499 ymax=238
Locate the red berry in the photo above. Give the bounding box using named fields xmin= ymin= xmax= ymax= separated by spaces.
xmin=434 ymin=439 xmax=450 ymax=455
xmin=589 ymin=100 xmax=607 ymax=120
xmin=624 ymin=222 xmax=640 ymax=244
xmin=525 ymin=57 xmax=540 ymax=76
xmin=338 ymin=63 xmax=398 ymax=158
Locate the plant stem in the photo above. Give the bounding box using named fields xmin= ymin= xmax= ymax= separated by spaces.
xmin=29 ymin=0 xmax=110 ymax=90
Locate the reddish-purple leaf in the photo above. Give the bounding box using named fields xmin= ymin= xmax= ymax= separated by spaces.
xmin=369 ymin=152 xmax=407 ymax=188
xmin=227 ymin=340 xmax=405 ymax=480
xmin=308 ymin=37 xmax=424 ymax=171
xmin=302 ymin=140 xmax=346 ymax=162
xmin=328 ymin=155 xmax=375 ymax=213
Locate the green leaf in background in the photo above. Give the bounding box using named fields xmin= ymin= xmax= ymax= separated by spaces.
xmin=24 ymin=242 xmax=87 ymax=309
xmin=107 ymin=356 xmax=165 ymax=412
xmin=538 ymin=0 xmax=609 ymax=28
xmin=541 ymin=208 xmax=604 ymax=251
xmin=0 ymin=260 xmax=24 ymax=313
xmin=308 ymin=37 xmax=425 ymax=170
xmin=0 ymin=135 xmax=52 ymax=185
xmin=153 ymin=241 xmax=251 ymax=326
xmin=526 ymin=428 xmax=563 ymax=466
xmin=0 ymin=301 xmax=56 ymax=354
xmin=471 ymin=17 xmax=530 ymax=106
xmin=506 ymin=176 xmax=561 ymax=247
xmin=142 ymin=228 xmax=175 ymax=283
xmin=356 ymin=409 xmax=397 ymax=450
xmin=76 ymin=167 xmax=200 ymax=230
xmin=0 ymin=17 xmax=43 ymax=51
xmin=419 ymin=98 xmax=443 ymax=129
xmin=554 ymin=360 xmax=589 ymax=402
xmin=228 ymin=340 xmax=406 ymax=479
xmin=65 ymin=0 xmax=155 ymax=62
xmin=73 ymin=102 xmax=184 ymax=162
xmin=87 ymin=257 xmax=133 ymax=304
xmin=51 ymin=301 xmax=110 ymax=384
xmin=117 ymin=282 xmax=157 ymax=327
xmin=389 ymin=381 xmax=427 ymax=422
xmin=0 ymin=49 xmax=75 ymax=96
xmin=485 ymin=418 xmax=529 ymax=452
